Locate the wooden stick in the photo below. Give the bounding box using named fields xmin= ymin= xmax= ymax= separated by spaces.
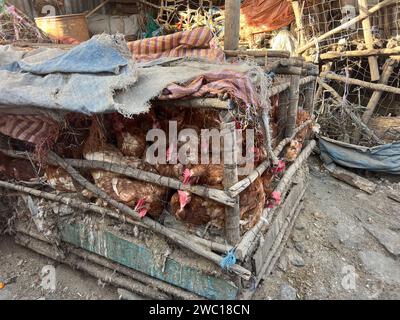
xmin=362 ymin=59 xmax=397 ymax=124
xmin=321 ymin=71 xmax=400 ymax=95
xmin=317 ymin=79 xmax=383 ymax=144
xmin=277 ymin=88 xmax=289 ymax=140
xmin=220 ymin=111 xmax=241 ymax=245
xmin=15 ymin=226 xmax=203 ymax=300
xmin=0 ymin=149 xmax=235 ymax=207
xmin=224 ymin=50 xmax=290 ymax=58
xmin=358 ymin=0 xmax=380 ymax=81
xmin=85 ymin=0 xmax=110 ymax=18
xmin=285 ymin=72 xmax=301 ymax=137
xmin=297 ymin=0 xmax=397 ymax=54
xmin=308 ymin=47 xmax=400 ymax=61
xmin=236 ymin=140 xmax=315 ymax=260
xmin=46 ymin=151 xmax=251 ymax=280
xmin=291 ymin=1 xmax=306 ymax=47
xmin=15 ymin=234 xmax=171 ymax=300
xmin=157 ymin=98 xmax=229 ymax=110
xmin=324 ymin=163 xmax=377 ymax=194
xmin=304 ymin=78 xmax=316 ymax=114
xmin=224 ymin=0 xmax=241 ymax=50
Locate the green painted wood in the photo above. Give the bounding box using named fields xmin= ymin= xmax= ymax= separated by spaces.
xmin=60 ymin=222 xmax=238 ymax=300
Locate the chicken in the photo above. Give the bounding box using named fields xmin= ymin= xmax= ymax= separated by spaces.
xmin=0 ymin=152 xmax=39 ymax=181
xmin=44 ymin=166 xmax=76 ymax=192
xmin=284 ymin=140 xmax=302 ymax=162
xmin=110 ymin=113 xmax=148 ymax=158
xmin=295 ymin=109 xmax=312 ymax=142
xmin=170 ymin=190 xmax=225 ymax=229
xmin=239 ymin=177 xmax=265 ymax=231
xmin=170 ymin=175 xmax=265 ymax=233
xmin=83 ymin=119 xmax=167 ymax=219
xmin=183 ymin=164 xmax=224 ymax=186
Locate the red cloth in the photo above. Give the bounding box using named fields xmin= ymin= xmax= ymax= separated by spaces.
xmin=241 ymin=0 xmax=294 ymax=31
xmin=159 ymin=69 xmax=260 ymax=107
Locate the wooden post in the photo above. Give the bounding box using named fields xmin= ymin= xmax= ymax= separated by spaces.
xmin=220 ymin=110 xmax=241 ymax=245
xmin=303 ymin=74 xmax=316 ymax=114
xmin=362 ymin=59 xmax=397 ymax=124
xmin=224 ymin=0 xmax=241 ymax=50
xmin=358 ymin=0 xmax=380 ymax=81
xmin=277 ymin=89 xmax=289 ymax=140
xmin=291 ymin=1 xmax=306 ymax=47
xmin=285 ymin=70 xmax=301 ymax=137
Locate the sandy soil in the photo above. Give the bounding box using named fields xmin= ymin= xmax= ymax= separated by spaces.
xmin=0 ymin=156 xmax=399 ymax=300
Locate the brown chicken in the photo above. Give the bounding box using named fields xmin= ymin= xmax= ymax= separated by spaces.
xmin=284 ymin=140 xmax=302 ymax=162
xmin=0 ymin=152 xmax=39 ymax=181
xmin=170 ymin=176 xmax=265 ymax=233
xmin=111 ymin=113 xmax=148 ymax=158
xmin=44 ymin=166 xmax=77 ymax=192
xmin=295 ymin=108 xmax=312 ymax=142
xmin=170 ymin=190 xmax=225 ymax=229
xmin=83 ymin=119 xmax=167 ymax=219
xmin=183 ymin=164 xmax=224 ymax=186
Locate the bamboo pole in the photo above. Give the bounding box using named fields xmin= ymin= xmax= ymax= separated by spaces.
xmin=46 ymin=151 xmax=251 ymax=280
xmin=220 ymin=111 xmax=241 ymax=245
xmin=291 ymin=1 xmax=306 ymax=47
xmin=285 ymin=71 xmax=301 ymax=137
xmin=317 ymin=79 xmax=383 ymax=144
xmin=304 ymin=78 xmax=316 ymax=115
xmin=277 ymin=88 xmax=289 ymax=140
xmin=358 ymin=0 xmax=380 ymax=81
xmin=309 ymin=47 xmax=400 ymax=61
xmin=157 ymin=98 xmax=229 ymax=110
xmin=320 ymin=71 xmax=400 ymax=95
xmin=224 ymin=0 xmax=241 ymax=50
xmin=224 ymin=50 xmax=290 ymax=58
xmin=361 ymin=59 xmax=397 ymax=124
xmin=297 ymin=0 xmax=397 ymax=54
xmin=236 ymin=140 xmax=316 ymax=261
xmin=0 ymin=149 xmax=235 ymax=207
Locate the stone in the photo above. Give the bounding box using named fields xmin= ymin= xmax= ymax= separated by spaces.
xmin=365 ymin=225 xmax=400 ymax=256
xmin=359 ymin=250 xmax=400 ymax=285
xmin=294 ymin=242 xmax=305 ymax=254
xmin=295 ymin=222 xmax=306 ymax=231
xmin=313 ymin=212 xmax=324 ymax=220
xmin=277 ymin=255 xmax=288 ymax=272
xmin=288 ymin=252 xmax=305 ymax=267
xmin=279 ymin=284 xmax=297 ymax=300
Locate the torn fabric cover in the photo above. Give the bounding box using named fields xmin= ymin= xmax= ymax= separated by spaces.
xmin=0 ymin=34 xmax=138 ymax=114
xmin=319 ymin=136 xmax=400 ymax=175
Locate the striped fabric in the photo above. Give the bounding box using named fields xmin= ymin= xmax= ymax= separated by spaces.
xmin=160 ymin=69 xmax=260 ymax=107
xmin=128 ymin=27 xmax=225 ymax=62
xmin=0 ymin=114 xmax=59 ymax=146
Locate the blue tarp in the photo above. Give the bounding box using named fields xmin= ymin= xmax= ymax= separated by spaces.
xmin=0 ymin=35 xmax=138 ymax=114
xmin=319 ymin=136 xmax=400 ymax=174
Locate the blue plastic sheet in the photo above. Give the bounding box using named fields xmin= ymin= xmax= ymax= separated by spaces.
xmin=319 ymin=136 xmax=400 ymax=174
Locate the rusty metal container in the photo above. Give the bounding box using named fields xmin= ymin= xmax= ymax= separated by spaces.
xmin=35 ymin=13 xmax=90 ymax=43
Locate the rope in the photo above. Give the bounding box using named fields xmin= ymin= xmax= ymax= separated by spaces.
xmin=219 ymin=248 xmax=237 ymax=270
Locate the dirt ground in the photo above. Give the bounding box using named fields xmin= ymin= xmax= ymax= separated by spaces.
xmin=0 ymin=156 xmax=399 ymax=300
